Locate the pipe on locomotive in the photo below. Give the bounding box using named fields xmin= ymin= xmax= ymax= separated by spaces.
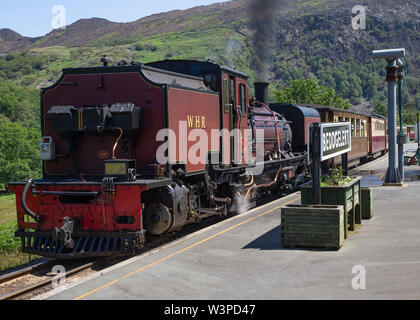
xmin=21 ymin=179 xmax=41 ymax=222
xmin=112 ymin=127 xmax=123 ymax=159
xmin=245 ymin=166 xmax=283 ymax=198
xmin=244 ymin=172 xmax=254 ymax=187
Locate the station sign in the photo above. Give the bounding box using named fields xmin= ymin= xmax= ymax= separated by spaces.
xmin=321 ymin=122 xmax=351 ymax=161
xmin=308 ymin=122 xmax=351 ymax=161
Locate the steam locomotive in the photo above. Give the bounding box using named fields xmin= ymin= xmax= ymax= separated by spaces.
xmin=9 ymin=58 xmax=341 ymax=259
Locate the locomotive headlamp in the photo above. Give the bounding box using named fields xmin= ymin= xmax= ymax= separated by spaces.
xmin=104 ymin=159 xmax=136 ymax=181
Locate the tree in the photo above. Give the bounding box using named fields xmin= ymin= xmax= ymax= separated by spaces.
xmin=275 ymin=78 xmax=351 ymax=109
xmin=0 ymin=81 xmax=39 ymax=126
xmin=373 ymin=102 xmax=387 ymax=117
xmin=0 ymin=115 xmax=41 ymax=189
xmin=399 ymin=103 xmax=419 ymax=125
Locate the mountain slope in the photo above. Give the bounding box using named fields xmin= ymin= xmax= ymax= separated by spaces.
xmin=0 ymin=0 xmax=419 ymax=109
xmin=0 ymin=29 xmax=23 ymax=42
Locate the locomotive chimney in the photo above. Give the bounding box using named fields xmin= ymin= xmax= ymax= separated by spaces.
xmin=254 ymin=82 xmax=269 ymax=106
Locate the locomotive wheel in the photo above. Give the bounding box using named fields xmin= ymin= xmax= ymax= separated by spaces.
xmin=143 ymin=203 xmax=173 ymax=235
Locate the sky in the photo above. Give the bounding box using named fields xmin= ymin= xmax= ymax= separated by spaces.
xmin=0 ymin=0 xmax=229 ymax=38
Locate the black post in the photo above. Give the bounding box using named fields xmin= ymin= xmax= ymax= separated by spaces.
xmin=341 ymin=153 xmax=348 ymax=176
xmin=417 ymin=112 xmax=420 ymax=147
xmin=312 ymin=123 xmax=321 ymax=205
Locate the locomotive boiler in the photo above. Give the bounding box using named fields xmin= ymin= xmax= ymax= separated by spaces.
xmin=9 ymin=59 xmax=320 ymax=259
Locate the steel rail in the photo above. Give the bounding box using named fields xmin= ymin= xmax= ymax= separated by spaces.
xmin=0 ymin=261 xmax=95 ymax=300
xmin=0 ymin=258 xmax=55 ymax=285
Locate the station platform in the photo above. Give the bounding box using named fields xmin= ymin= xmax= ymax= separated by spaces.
xmin=38 ymin=145 xmax=420 ymax=300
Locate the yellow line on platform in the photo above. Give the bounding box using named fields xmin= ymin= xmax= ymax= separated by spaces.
xmin=74 ymin=196 xmax=299 ymax=300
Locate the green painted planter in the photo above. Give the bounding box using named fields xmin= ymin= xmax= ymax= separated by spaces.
xmin=361 ymin=187 xmax=373 ymax=219
xmin=300 ymin=176 xmax=362 ymax=239
xmin=281 ymin=204 xmax=345 ymax=249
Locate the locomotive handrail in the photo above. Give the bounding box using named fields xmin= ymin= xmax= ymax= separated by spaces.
xmin=263 ymin=120 xmax=284 ymax=123
xmin=21 ymin=179 xmax=41 ymax=223
xmin=31 ymin=190 xmax=99 ymax=197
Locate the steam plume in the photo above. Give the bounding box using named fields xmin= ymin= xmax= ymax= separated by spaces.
xmin=249 ymin=0 xmax=282 ymax=82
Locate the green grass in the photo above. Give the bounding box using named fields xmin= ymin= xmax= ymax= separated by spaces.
xmin=11 ymin=25 xmax=251 ymax=90
xmin=0 ymin=193 xmax=16 ymax=224
xmin=297 ymin=0 xmax=327 ymax=8
xmin=0 ymin=193 xmax=39 ymax=272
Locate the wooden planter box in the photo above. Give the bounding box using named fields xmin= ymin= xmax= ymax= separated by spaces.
xmin=300 ymin=176 xmax=362 ymax=239
xmin=361 ymin=187 xmax=373 ymax=219
xmin=281 ymin=205 xmax=344 ymax=249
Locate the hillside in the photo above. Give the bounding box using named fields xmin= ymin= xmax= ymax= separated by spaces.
xmin=0 ymin=29 xmax=23 ymax=42
xmin=0 ymin=0 xmax=419 ymax=109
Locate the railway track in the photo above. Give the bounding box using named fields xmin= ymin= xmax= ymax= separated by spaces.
xmin=0 ymin=258 xmax=54 ymax=285
xmin=0 ymin=260 xmax=96 ymax=300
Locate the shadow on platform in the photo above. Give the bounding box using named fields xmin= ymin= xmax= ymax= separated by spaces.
xmin=242 ymin=225 xmax=337 ymax=251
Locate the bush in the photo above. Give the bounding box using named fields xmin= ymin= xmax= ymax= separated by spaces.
xmin=0 ymin=115 xmax=41 ymax=188
xmin=135 ymin=44 xmax=145 ymax=51
xmin=0 ymin=220 xmax=20 ymax=253
xmin=275 ymin=78 xmax=351 ymax=109
xmin=0 ymin=81 xmax=39 ymax=125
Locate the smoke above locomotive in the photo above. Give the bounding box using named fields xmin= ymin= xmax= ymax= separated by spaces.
xmin=248 ymin=0 xmax=282 ymax=82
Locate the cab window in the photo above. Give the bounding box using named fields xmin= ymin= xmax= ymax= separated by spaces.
xmin=239 ymin=84 xmax=246 ymax=115
xmin=223 ymin=79 xmax=229 ymax=113
xmin=229 ymin=77 xmax=236 ymax=108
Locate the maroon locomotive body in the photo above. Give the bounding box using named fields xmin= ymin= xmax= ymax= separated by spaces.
xmin=9 ymin=59 xmax=320 ymax=258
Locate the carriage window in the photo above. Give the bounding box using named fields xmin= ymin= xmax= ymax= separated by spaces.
xmin=338 ymin=117 xmax=344 ymax=122
xmin=239 ymin=84 xmax=246 ymax=115
xmin=351 ymin=119 xmax=355 ymax=136
xmin=361 ymin=120 xmax=365 ymax=137
xmin=345 ymin=117 xmax=349 ymax=122
xmin=356 ymin=119 xmax=360 ymax=137
xmin=223 ymin=79 xmax=229 ymax=113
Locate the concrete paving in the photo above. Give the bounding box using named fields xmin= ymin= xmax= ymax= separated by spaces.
xmin=39 ymin=145 xmax=420 ymax=300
